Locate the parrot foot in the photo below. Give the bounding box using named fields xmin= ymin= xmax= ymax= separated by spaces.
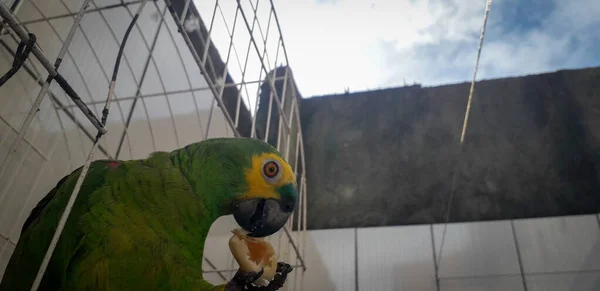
xmin=225 ymin=269 xmax=265 ymax=291
xmin=244 ymin=262 xmax=293 ymax=291
xmin=276 ymin=262 xmax=293 ymax=274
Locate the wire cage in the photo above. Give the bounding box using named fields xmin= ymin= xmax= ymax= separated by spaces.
xmin=0 ymin=0 xmax=307 ymax=289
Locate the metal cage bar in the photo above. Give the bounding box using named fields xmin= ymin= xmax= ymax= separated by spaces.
xmin=0 ymin=0 xmax=308 ymax=289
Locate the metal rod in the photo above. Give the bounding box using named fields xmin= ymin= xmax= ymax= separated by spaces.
xmin=0 ymin=0 xmax=24 ymax=42
xmin=268 ymin=0 xmax=290 ymax=67
xmin=0 ymin=1 xmax=106 ymax=133
xmin=20 ymin=0 xmax=158 ymax=25
xmin=164 ymin=0 xmax=241 ymax=137
xmin=262 ymin=78 xmax=275 ymax=140
xmin=115 ymin=4 xmax=168 ymax=158
xmin=224 ymin=3 xmax=250 ymax=127
xmin=266 ymin=0 xmax=308 ymax=178
xmin=292 ymin=168 xmax=303 ymax=287
xmin=282 ymin=226 xmax=306 ymax=271
xmin=251 ymin=36 xmax=282 ymax=139
xmin=293 ymin=132 xmax=302 ymax=252
xmin=80 ymin=0 xmax=165 ymax=158
xmin=0 ymin=1 xmax=28 ymax=154
xmin=236 ymin=1 xmax=292 ymax=134
xmin=0 ymin=120 xmax=65 ymax=259
xmin=284 ymin=97 xmax=296 ymax=161
xmin=234 ymin=80 xmax=244 ymax=127
xmin=160 ymin=1 xmax=207 ymax=141
xmin=0 ymin=110 xmax=49 ymax=162
xmin=252 ymin=30 xmax=286 ymax=136
xmin=301 ymin=175 xmax=307 ymax=267
xmin=0 ymin=38 xmax=112 ymax=157
xmin=0 ymin=82 xmax=61 ymax=218
xmin=53 ymin=77 xmax=288 ymax=110
xmin=275 ymin=67 xmax=289 ymax=151
xmin=250 ymin=6 xmax=277 ymax=140
xmin=203 ymin=95 xmax=217 ymax=139
xmin=294 ymin=130 xmax=300 ymax=173
xmin=27 ymin=0 xmax=113 ymax=154
xmin=0 ymin=2 xmax=54 ymax=76
xmin=0 ymin=0 xmax=96 ymax=205
xmin=211 ymin=5 xmax=239 ymax=129
xmin=0 ymin=232 xmax=14 ymax=245
xmin=217 ymin=3 xmax=256 ymax=115
xmin=56 ymin=0 xmax=133 ymax=158
xmin=146 ymin=2 xmax=181 ymax=149
xmin=203 ymin=257 xmax=228 ymax=281
xmin=247 ymin=0 xmax=272 ymax=66
xmin=30 ymin=2 xmax=149 ymax=289
xmin=201 ymin=0 xmax=219 ymax=70
xmin=30 ymin=136 xmax=100 ymax=291
xmin=179 ymin=0 xmax=191 ymax=25
xmin=288 ymin=71 xmax=307 ymax=174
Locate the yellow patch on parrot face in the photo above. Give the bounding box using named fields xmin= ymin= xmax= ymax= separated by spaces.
xmin=239 ymin=152 xmax=296 ymax=201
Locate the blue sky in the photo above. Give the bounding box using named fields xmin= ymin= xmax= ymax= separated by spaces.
xmin=274 ymin=0 xmax=600 ymax=97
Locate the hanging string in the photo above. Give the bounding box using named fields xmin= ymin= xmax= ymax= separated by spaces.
xmin=436 ymin=0 xmax=494 ymax=271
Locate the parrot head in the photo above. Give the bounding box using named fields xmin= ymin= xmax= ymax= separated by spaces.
xmin=172 ymin=137 xmax=298 ymax=238
xmin=232 ymin=147 xmax=298 ymax=238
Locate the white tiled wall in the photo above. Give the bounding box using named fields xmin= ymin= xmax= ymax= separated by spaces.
xmin=357 ymin=225 xmax=436 ymax=291
xmin=439 ymin=276 xmax=525 ymax=291
xmin=3 ymin=209 xmax=600 ymax=290
xmin=305 ymin=228 xmax=356 ymax=291
xmin=432 ymin=220 xmax=522 ymax=278
xmin=287 ymin=214 xmax=600 ymax=291
xmin=526 ymin=272 xmax=600 ymax=291
xmin=513 ymin=214 xmax=600 ymax=273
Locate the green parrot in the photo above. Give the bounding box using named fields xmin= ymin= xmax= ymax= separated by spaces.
xmin=0 ymin=137 xmax=297 ymax=291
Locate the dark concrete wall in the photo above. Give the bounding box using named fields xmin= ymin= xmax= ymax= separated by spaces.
xmin=301 ymin=67 xmax=600 ymax=230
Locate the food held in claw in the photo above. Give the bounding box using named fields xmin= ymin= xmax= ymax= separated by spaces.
xmin=229 ymin=228 xmax=278 ymax=287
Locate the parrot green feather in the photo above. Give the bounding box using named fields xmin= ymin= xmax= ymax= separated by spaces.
xmin=0 ymin=137 xmax=287 ymax=291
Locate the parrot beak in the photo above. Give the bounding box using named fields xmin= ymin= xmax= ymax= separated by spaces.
xmin=233 ymin=195 xmax=295 ymax=238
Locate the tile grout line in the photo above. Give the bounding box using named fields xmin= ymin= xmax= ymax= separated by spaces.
xmin=430 ymin=224 xmax=441 ymax=291
xmin=354 ymin=228 xmax=359 ymax=291
xmin=527 ymin=269 xmax=600 ymax=277
xmin=511 ymin=220 xmax=528 ymax=291
xmin=439 ymin=268 xmax=600 ymax=281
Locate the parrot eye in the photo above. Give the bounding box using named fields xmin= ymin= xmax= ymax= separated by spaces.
xmin=262 ymin=159 xmax=281 ymax=182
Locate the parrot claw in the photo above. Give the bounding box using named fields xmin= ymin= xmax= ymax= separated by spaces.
xmin=244 ymin=262 xmax=293 ymax=291
xmin=225 ymin=268 xmax=264 ymax=291
xmin=276 ymin=262 xmax=293 ymax=274
xmin=251 ymin=268 xmax=266 ymax=283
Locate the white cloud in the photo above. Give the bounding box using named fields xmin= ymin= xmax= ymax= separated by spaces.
xmin=274 ymin=0 xmax=600 ymax=96
xmin=274 ymin=0 xmax=489 ymax=96
xmin=193 ymin=0 xmax=600 ymax=98
xmin=475 ymin=0 xmax=600 ymax=82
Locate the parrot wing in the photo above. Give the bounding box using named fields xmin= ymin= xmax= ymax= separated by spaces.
xmin=0 ymin=157 xmax=218 ymax=291
xmin=20 ymin=168 xmax=78 ymax=236
xmin=0 ymin=162 xmax=106 ymax=291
